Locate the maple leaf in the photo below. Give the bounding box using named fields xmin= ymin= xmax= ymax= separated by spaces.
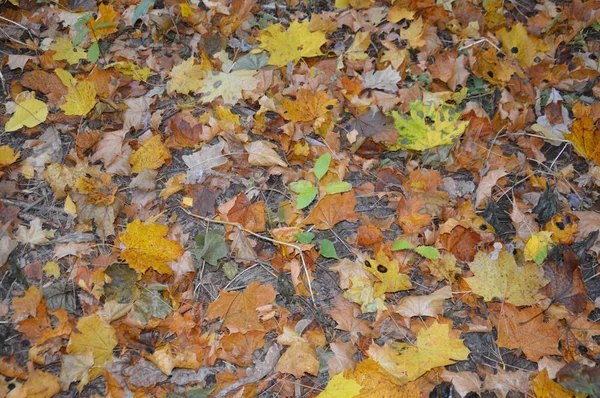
xmin=244 ymin=140 xmax=287 ymax=167
xmin=368 ymin=321 xmax=470 ymax=385
xmin=206 ymin=281 xmax=277 ymax=333
xmin=5 ymin=98 xmax=48 ymax=132
xmin=364 ymin=250 xmax=413 ymax=296
xmin=119 ymin=219 xmax=184 ymax=274
xmin=489 ymin=303 xmax=560 ymax=361
xmin=50 ymin=38 xmax=86 ymax=64
xmin=23 ymin=370 xmax=61 ymax=398
xmin=130 ymin=134 xmax=171 ymax=174
xmin=275 ymin=327 xmax=320 ymax=378
xmin=344 ymin=358 xmax=421 ymax=398
xmin=217 ymin=331 xmax=267 ymax=367
xmin=0 ymin=145 xmax=20 ymax=168
xmin=303 ymin=191 xmax=360 ymax=230
xmin=524 ymin=231 xmax=553 ymax=264
xmin=282 ymin=89 xmax=338 ymax=122
xmin=465 ymin=250 xmax=548 ymax=306
xmin=15 ymin=218 xmax=56 ymax=246
xmin=149 ymin=343 xmax=200 ymax=375
xmin=182 ymin=139 xmax=228 ymax=183
xmin=167 ymin=57 xmax=209 ymax=95
xmin=61 ymin=81 xmax=98 ymax=116
xmin=258 ymin=20 xmax=327 ymax=67
xmin=496 ymin=23 xmax=551 ymax=67
xmin=533 ymin=369 xmax=584 ymax=398
xmin=344 ymin=274 xmax=386 ymax=313
xmin=328 ymin=296 xmax=372 ymax=341
xmin=60 ymin=352 xmax=94 ymax=392
xmin=388 ymin=100 xmax=469 ymax=151
xmin=227 ymin=192 xmax=266 ymax=232
xmin=11 ymin=286 xmax=42 ymax=322
xmin=87 ymin=4 xmax=119 ymax=39
xmin=567 ymin=117 xmax=600 ymax=163
xmin=67 ymin=314 xmax=117 ymax=380
xmin=394 ymin=285 xmax=452 ymax=318
xmin=199 ymin=69 xmax=259 ymax=105
xmin=318 ymin=373 xmax=362 ymax=397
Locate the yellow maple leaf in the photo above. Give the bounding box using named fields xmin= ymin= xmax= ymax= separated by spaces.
xmin=496 ymin=23 xmax=551 ymax=67
xmin=149 ymin=343 xmax=200 ymax=375
xmin=200 ymin=69 xmax=259 ymax=105
xmin=567 ymin=117 xmax=600 ymax=163
xmin=5 ymin=98 xmax=48 ymax=132
xmin=364 ymin=250 xmax=413 ymax=296
xmin=532 ymin=369 xmax=585 ymax=398
xmin=344 ymin=275 xmax=386 ymax=313
xmin=389 ymin=100 xmax=468 ymax=151
xmin=130 ymin=134 xmax=171 ymax=173
xmin=345 ymin=358 xmax=421 ymax=397
xmin=67 ymin=314 xmax=117 ymax=380
xmin=258 ymin=20 xmax=327 ymax=67
xmin=119 ymin=219 xmax=184 ymax=274
xmin=61 ymin=81 xmax=97 ymax=116
xmin=368 ymin=321 xmax=470 ymax=385
xmin=465 ymin=250 xmax=548 ymax=306
xmin=87 ymin=3 xmax=119 ymax=39
xmin=401 ymin=18 xmax=426 ymax=48
xmin=282 ymin=89 xmax=338 ymax=122
xmin=50 ymin=38 xmax=87 ymax=64
xmin=167 ymin=57 xmax=209 ymax=95
xmin=105 ymin=61 xmax=151 ymax=82
xmin=524 ymin=231 xmax=553 ymax=264
xmin=318 ymin=373 xmax=362 ymax=398
xmin=0 ymin=145 xmax=20 ymax=168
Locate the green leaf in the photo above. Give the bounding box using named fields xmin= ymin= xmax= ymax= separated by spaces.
xmin=72 ymin=26 xmax=90 ymax=47
xmin=319 ymin=239 xmax=338 ymax=259
xmin=297 ymin=187 xmax=317 ymax=209
xmin=133 ymin=0 xmax=155 ymax=22
xmin=132 ymin=287 xmax=172 ymax=324
xmin=193 ymin=230 xmax=228 ymax=266
xmin=325 ymin=181 xmax=352 ymax=195
xmin=87 ymin=41 xmax=99 ymax=63
xmin=295 ymin=232 xmax=315 ymax=244
xmin=289 ymin=179 xmax=314 ymax=194
xmin=314 ymin=153 xmax=331 ymax=180
xmin=222 ymin=261 xmax=239 ymax=280
xmin=391 ymin=239 xmax=414 ymax=251
xmin=415 ymin=246 xmax=440 ymax=260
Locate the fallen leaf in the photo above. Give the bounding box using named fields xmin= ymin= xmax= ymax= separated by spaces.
xmin=533 ymin=368 xmax=584 ymax=398
xmin=119 ymin=219 xmax=184 ymax=274
xmin=475 ymin=168 xmax=507 ymax=208
xmin=61 ymin=80 xmax=97 ymax=116
xmin=394 ymin=285 xmax=452 ymax=318
xmin=130 ymin=134 xmax=171 ymax=174
xmin=0 ymin=145 xmax=20 ymax=168
xmin=15 ymin=218 xmax=56 ymax=246
xmin=490 ymin=302 xmax=561 ymax=361
xmin=364 ymin=250 xmax=413 ymax=296
xmin=541 ymin=250 xmax=588 ymax=314
xmin=258 ymin=21 xmax=327 ymax=66
xmin=244 ymin=140 xmax=287 ymax=167
xmin=362 ymin=66 xmax=401 ymax=92
xmin=368 ymin=321 xmax=470 ymax=385
xmin=206 ymin=281 xmax=277 ymax=333
xmin=524 ymin=231 xmax=553 ymax=264
xmin=275 ymin=327 xmax=319 ymax=378
xmin=344 ymin=358 xmax=421 ymax=398
xmin=5 ymin=99 xmax=49 ymax=132
xmin=199 ymin=69 xmax=259 ymax=105
xmin=282 ymin=89 xmax=337 ymax=122
xmin=50 ymin=38 xmax=86 ymax=64
xmin=465 ymin=250 xmax=548 ymax=306
xmin=318 ymin=373 xmax=362 ymax=397
xmin=67 ymin=314 xmax=117 ymax=380
xmin=483 ymin=368 xmax=532 ymax=398
xmin=167 ymin=57 xmax=208 ymax=95
xmin=227 ymin=192 xmax=266 ymax=232
xmin=304 ymin=191 xmax=360 ymax=230
xmin=24 ymin=370 xmax=61 ymax=398
xmin=567 ymin=117 xmax=600 ymax=164
xmin=496 ymin=23 xmax=551 ymax=67
xmin=327 ymin=339 xmax=356 ymax=376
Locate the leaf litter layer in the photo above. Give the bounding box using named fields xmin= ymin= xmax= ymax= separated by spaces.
xmin=1 ymin=0 xmax=600 ymax=397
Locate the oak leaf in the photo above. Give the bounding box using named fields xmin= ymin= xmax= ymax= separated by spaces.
xmin=119 ymin=219 xmax=184 ymax=274
xmin=304 ymin=191 xmax=360 ymax=230
xmin=368 ymin=321 xmax=470 ymax=385
xmin=258 ymin=21 xmax=327 ymax=66
xmin=465 ymin=250 xmax=548 ymax=306
xmin=206 ymin=281 xmax=277 ymax=333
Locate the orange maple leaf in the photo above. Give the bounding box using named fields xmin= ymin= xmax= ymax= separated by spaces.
xmin=304 ymin=191 xmax=360 ymax=230
xmin=206 ymin=281 xmax=277 ymax=333
xmin=227 ymin=192 xmax=266 ymax=233
xmin=282 ymin=89 xmax=337 ymax=122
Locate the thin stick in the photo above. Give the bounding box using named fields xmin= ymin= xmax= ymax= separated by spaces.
xmin=180 ymin=207 xmax=317 ymax=307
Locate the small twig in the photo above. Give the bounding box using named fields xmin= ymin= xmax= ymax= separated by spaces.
xmin=181 ymin=207 xmax=317 ymax=307
xmin=0 ymin=198 xmax=65 ymax=214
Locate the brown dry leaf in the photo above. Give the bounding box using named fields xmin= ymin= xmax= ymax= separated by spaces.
xmin=206 ymin=281 xmax=277 ymax=333
xmin=489 ymin=302 xmax=561 ymax=361
xmin=148 ymin=343 xmax=201 ymax=375
xmin=560 ymin=313 xmax=600 ymax=361
xmin=327 ymin=339 xmax=357 ymax=377
xmin=328 ymin=296 xmax=372 ymax=341
xmin=21 ymin=70 xmax=67 ymax=105
xmin=396 ymin=196 xmax=432 ymax=233
xmin=331 ymin=258 xmax=371 ymax=289
xmin=217 ymin=331 xmax=266 ymax=367
xmin=275 ymin=327 xmax=319 ymax=378
xmin=483 ymin=368 xmax=532 ymax=398
xmin=244 ymin=140 xmax=287 ymax=167
xmin=304 ymin=191 xmax=360 ymax=230
xmin=439 ymin=225 xmax=481 ymax=262
xmin=440 ymin=370 xmax=482 ymax=397
xmin=394 ymin=286 xmax=452 ymax=318
xmin=475 ymin=168 xmax=507 ymax=208
xmin=227 ymin=192 xmax=266 ymax=233
xmin=24 ymin=369 xmax=61 ymax=398
xmin=159 ymin=173 xmax=185 ymax=199
xmin=541 ymin=250 xmax=588 ymax=314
